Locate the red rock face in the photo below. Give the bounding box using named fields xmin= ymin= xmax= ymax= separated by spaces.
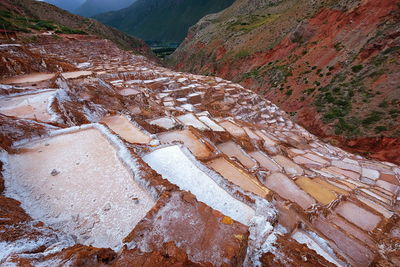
xmin=172 ymin=0 xmax=400 ymax=165
xmin=0 ymin=30 xmax=399 ymax=266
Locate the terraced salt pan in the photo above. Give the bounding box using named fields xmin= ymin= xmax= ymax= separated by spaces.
xmin=272 ymin=155 xmax=304 ymax=176
xmin=149 ymin=117 xmax=177 ymax=129
xmin=143 ymin=146 xmax=255 ymax=225
xmin=4 ymin=127 xmax=155 ymax=249
xmin=248 ymin=151 xmax=281 ymax=173
xmin=292 ymin=230 xmax=341 ymax=266
xmin=119 ymin=88 xmax=140 ymax=96
xmin=264 ymin=173 xmax=315 ymax=209
xmin=177 ymin=113 xmax=209 ymax=131
xmin=158 ymin=130 xmax=212 ymax=159
xmin=295 ymin=177 xmax=337 ymax=205
xmin=207 ymin=157 xmax=268 ymax=198
xmin=0 ymin=90 xmax=56 ymax=122
xmin=61 ymin=71 xmax=93 ymax=79
xmin=198 ymin=116 xmax=225 ymax=132
xmin=335 ymin=202 xmax=381 ymax=231
xmin=217 ymin=141 xmax=257 ymax=169
xmin=219 ymin=121 xmax=246 ymax=137
xmin=101 ymin=115 xmax=152 ymax=144
xmin=1 ymin=73 xmax=55 ymax=84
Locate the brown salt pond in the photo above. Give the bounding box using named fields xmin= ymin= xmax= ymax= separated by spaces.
xmin=295 ymin=177 xmax=337 ymax=205
xmin=4 ymin=127 xmax=156 ymax=249
xmin=264 ymin=173 xmax=315 ymax=209
xmin=101 ymin=115 xmax=152 ymax=144
xmin=158 ymin=130 xmax=212 ymax=159
xmin=1 ymin=73 xmax=55 ymax=84
xmin=217 ymin=141 xmax=257 ymax=169
xmin=335 ymin=201 xmax=381 ymax=231
xmin=0 ymin=90 xmax=56 ymax=122
xmin=207 ymin=157 xmax=268 ymax=197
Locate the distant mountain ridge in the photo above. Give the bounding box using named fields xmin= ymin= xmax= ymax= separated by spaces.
xmin=76 ymin=0 xmax=136 ymax=17
xmin=39 ymin=0 xmax=85 ymax=12
xmin=95 ymin=0 xmax=235 ymax=44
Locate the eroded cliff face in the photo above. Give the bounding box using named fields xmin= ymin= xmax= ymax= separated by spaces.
xmin=0 ymin=29 xmax=399 ymax=266
xmin=171 ymin=0 xmax=400 ymax=165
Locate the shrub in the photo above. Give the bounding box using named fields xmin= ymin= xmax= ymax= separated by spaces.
xmin=351 ymin=65 xmax=363 ymax=73
xmin=378 ymin=100 xmax=388 ymax=108
xmin=362 ymin=111 xmax=383 ymax=126
xmin=375 ymin=126 xmax=387 ymax=133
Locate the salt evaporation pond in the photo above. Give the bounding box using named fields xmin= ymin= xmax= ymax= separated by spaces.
xmin=143 ymin=145 xmax=255 ymax=225
xmin=0 ymin=90 xmax=56 ymax=122
xmin=3 ymin=127 xmax=155 ymax=249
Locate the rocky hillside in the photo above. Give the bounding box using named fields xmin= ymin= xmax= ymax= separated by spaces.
xmin=171 ymin=0 xmax=400 ymax=165
xmin=76 ymin=0 xmax=136 ymax=17
xmin=95 ymin=0 xmax=235 ymax=44
xmin=1 ymin=0 xmax=155 ymax=58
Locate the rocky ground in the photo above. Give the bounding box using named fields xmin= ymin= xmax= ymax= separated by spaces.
xmin=0 ymin=33 xmax=399 ymax=266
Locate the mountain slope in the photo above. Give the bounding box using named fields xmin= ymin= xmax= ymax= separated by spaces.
xmin=76 ymin=0 xmax=136 ymax=17
xmin=171 ymin=0 xmax=400 ymax=164
xmin=2 ymin=0 xmax=155 ymax=58
xmin=40 ymin=0 xmax=85 ymax=12
xmin=95 ymin=0 xmax=235 ymax=44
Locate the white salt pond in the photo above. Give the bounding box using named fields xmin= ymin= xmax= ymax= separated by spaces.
xmin=198 ymin=116 xmax=225 ymax=132
xmin=101 ymin=115 xmax=152 ymax=144
xmin=292 ymin=230 xmax=341 ymax=266
xmin=3 ymin=127 xmax=155 ymax=249
xmin=119 ymin=88 xmax=140 ymax=96
xmin=177 ymin=113 xmax=209 ymax=131
xmin=149 ymin=117 xmax=177 ymax=129
xmin=0 ymin=90 xmax=56 ymax=122
xmin=62 ymin=71 xmax=93 ymax=79
xmin=143 ymin=145 xmax=255 ymax=225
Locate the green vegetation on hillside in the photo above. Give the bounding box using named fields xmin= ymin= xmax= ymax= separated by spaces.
xmin=0 ymin=0 xmax=154 ymax=57
xmin=228 ymin=14 xmax=281 ymax=33
xmin=95 ymin=0 xmax=235 ymax=44
xmin=0 ymin=10 xmax=85 ymax=34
